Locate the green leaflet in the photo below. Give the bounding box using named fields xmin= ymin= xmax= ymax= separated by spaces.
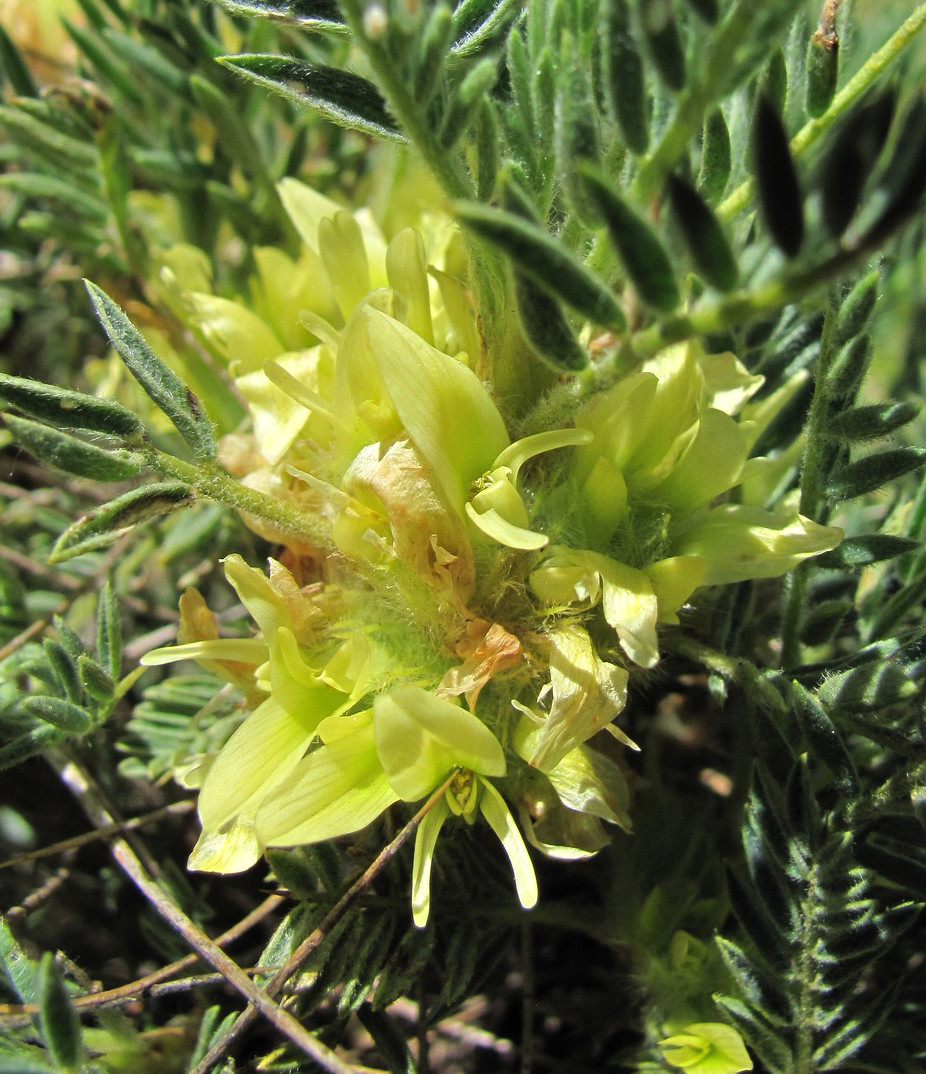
xmin=0 ymin=374 xmax=142 ymax=437
xmin=825 ymin=448 xmax=926 ymax=502
xmin=37 ymin=953 xmax=84 ymax=1072
xmin=754 ymin=95 xmax=804 ymax=258
xmin=50 ymin=482 xmax=193 ymax=563
xmin=454 ymin=201 xmax=627 ymax=329
xmin=218 ymin=55 xmax=404 ymax=141
xmin=84 ymin=281 xmax=216 ymax=459
xmin=2 ymin=414 xmax=146 ymax=482
xmin=22 ymin=696 xmax=93 ymax=734
xmin=580 ymin=164 xmax=680 ymax=311
xmin=210 ymin=0 xmax=348 ymax=32
xmin=666 ymin=174 xmax=738 ymax=292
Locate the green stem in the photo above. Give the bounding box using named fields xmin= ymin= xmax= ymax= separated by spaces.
xmin=719 ymin=2 xmax=926 ymax=221
xmin=148 ymin=450 xmax=328 ymax=546
xmin=780 ymin=298 xmax=840 ymax=667
xmin=631 ymin=1 xmax=782 ymax=201
xmin=337 ymin=0 xmax=472 ymax=203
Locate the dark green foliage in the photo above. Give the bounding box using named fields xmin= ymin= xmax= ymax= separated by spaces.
xmin=637 ymin=0 xmax=686 ymax=92
xmin=805 ymin=31 xmax=839 ymax=119
xmin=697 ymin=109 xmax=731 ymax=202
xmin=819 ymin=90 xmax=895 ymax=238
xmin=454 ymin=202 xmax=628 ymax=328
xmin=36 ymin=954 xmax=83 ymax=1071
xmin=754 ymin=95 xmax=804 ymax=257
xmin=825 ymin=448 xmax=926 ymax=502
xmin=218 ymin=54 xmax=404 ymax=141
xmin=581 ymin=164 xmax=680 ymax=310
xmin=666 ymin=174 xmax=738 ymax=291
xmin=603 ymin=0 xmax=649 ymax=154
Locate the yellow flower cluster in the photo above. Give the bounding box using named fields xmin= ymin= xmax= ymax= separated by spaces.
xmin=144 ymin=176 xmax=840 ymax=925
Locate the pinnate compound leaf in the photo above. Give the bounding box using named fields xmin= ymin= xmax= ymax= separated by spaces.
xmin=454 ymin=202 xmax=627 ymax=330
xmin=84 ymin=282 xmax=216 ymax=459
xmin=218 ymin=55 xmax=403 ymax=141
xmin=2 ymin=414 xmax=145 ymax=482
xmin=0 ymin=374 xmax=142 ymax=437
xmin=789 ymin=682 xmax=859 ymax=796
xmin=50 ymin=482 xmax=193 ymax=563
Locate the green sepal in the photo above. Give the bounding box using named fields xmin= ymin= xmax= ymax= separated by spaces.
xmin=210 ymin=0 xmax=347 ymax=32
xmin=0 ymin=373 xmax=142 ymax=437
xmin=0 ymin=22 xmax=38 ymax=96
xmin=754 ymin=95 xmax=803 ymax=257
xmin=218 ymin=55 xmax=403 ymax=142
xmin=2 ymin=413 xmax=146 ymax=482
xmin=639 ymin=0 xmax=686 ymax=91
xmin=814 ymin=534 xmax=919 ymax=569
xmin=602 ymin=0 xmax=649 ymax=154
xmin=819 ymin=92 xmax=894 ymax=238
xmin=581 ymin=164 xmax=680 ymax=311
xmin=790 ymin=682 xmax=859 ymax=796
xmin=50 ymin=481 xmax=193 ymax=563
xmin=37 ymin=953 xmax=84 ymax=1072
xmin=818 ymin=661 xmax=916 ymax=713
xmin=84 ymin=281 xmax=216 ymax=460
xmin=825 ymin=448 xmax=926 ymax=502
xmin=454 ymin=202 xmax=627 ymax=329
xmin=22 ymin=696 xmax=93 ymax=734
xmin=666 ymin=174 xmax=738 ymax=291
xmin=698 ymin=109 xmax=731 ymax=203
xmin=827 ymin=401 xmax=919 ymax=441
xmin=805 ymin=30 xmax=839 ymax=119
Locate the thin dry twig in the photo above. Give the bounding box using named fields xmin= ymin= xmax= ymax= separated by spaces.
xmin=190 ymin=772 xmax=458 ymax=1074
xmin=49 ymin=751 xmax=357 ymax=1074
xmin=0 ymin=895 xmax=283 ymax=1028
xmin=0 ymin=800 xmax=196 ymax=871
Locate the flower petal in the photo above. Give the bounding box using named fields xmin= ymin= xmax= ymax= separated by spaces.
xmin=255 ymin=723 xmax=398 ymax=846
xmin=374 ymin=685 xmax=506 ymax=801
xmin=411 ymin=797 xmax=451 ymax=927
xmin=477 ymin=779 xmax=538 ymax=910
